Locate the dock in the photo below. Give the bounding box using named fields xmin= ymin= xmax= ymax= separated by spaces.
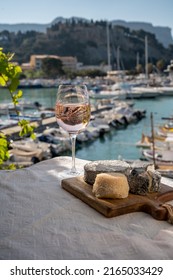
xmin=1 ymin=117 xmax=57 ymax=140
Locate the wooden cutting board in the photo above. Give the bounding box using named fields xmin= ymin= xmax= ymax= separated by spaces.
xmin=61 ymin=176 xmax=173 ymax=221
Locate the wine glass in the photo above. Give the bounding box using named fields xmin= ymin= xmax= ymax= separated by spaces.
xmin=55 ymin=84 xmax=91 ymax=174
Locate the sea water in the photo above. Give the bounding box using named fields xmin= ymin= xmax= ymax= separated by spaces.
xmin=76 ymin=96 xmax=173 ymax=161
xmin=1 ymin=88 xmax=173 ymax=161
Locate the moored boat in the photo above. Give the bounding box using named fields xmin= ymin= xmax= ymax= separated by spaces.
xmin=131 ymin=86 xmax=162 ymax=98
xmin=142 ymin=149 xmax=173 ymax=163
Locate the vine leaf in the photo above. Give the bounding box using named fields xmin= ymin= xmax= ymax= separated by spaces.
xmin=0 ymin=48 xmax=36 ymax=168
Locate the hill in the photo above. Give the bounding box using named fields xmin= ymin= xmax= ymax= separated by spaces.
xmin=0 ymin=16 xmax=172 ymax=47
xmin=111 ymin=20 xmax=173 ymax=48
xmin=0 ymin=19 xmax=173 ymax=69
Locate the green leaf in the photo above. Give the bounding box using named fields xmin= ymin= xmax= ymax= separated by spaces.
xmin=9 ymin=78 xmax=19 ymax=92
xmin=18 ymin=120 xmax=36 ymax=138
xmin=0 ymin=76 xmax=6 ymax=86
xmin=14 ymin=65 xmax=22 ymax=77
xmin=16 ymin=90 xmax=23 ymax=98
xmin=0 ymin=49 xmax=36 ymax=168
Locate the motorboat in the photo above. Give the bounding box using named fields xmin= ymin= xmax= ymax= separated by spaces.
xmin=131 ymin=86 xmax=162 ymax=98
xmin=142 ymin=149 xmax=173 ymax=163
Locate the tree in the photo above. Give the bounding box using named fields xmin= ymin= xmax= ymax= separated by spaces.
xmin=41 ymin=57 xmax=64 ymax=78
xmin=156 ymin=59 xmax=165 ymax=72
xmin=147 ymin=63 xmax=153 ymax=74
xmin=136 ymin=63 xmax=143 ymax=74
xmin=0 ymin=48 xmax=35 ymax=169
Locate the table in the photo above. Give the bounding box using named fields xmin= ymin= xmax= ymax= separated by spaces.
xmin=0 ymin=156 xmax=173 ymax=260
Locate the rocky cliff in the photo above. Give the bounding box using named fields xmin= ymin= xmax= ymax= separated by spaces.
xmin=0 ymin=17 xmax=172 ymax=48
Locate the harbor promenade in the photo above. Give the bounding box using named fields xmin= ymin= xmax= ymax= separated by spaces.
xmin=1 ymin=116 xmax=57 ymax=140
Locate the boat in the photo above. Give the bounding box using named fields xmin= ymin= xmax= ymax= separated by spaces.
xmin=7 ymin=138 xmax=51 ymax=167
xmin=130 ymin=86 xmax=162 ymax=98
xmin=142 ymin=148 xmax=173 ymax=179
xmin=158 ymin=121 xmax=173 ymax=134
xmin=9 ymin=113 xmax=42 ymax=122
xmin=136 ymin=133 xmax=153 ymax=149
xmin=9 ymin=110 xmax=55 ymax=122
xmin=18 ymin=79 xmax=43 ymax=88
xmin=129 ymin=36 xmax=162 ymax=99
xmin=0 ymin=118 xmax=18 ymax=129
xmin=89 ymin=85 xmax=128 ymax=100
xmin=156 ymin=164 xmax=173 ymax=179
xmin=136 ymin=131 xmax=173 ymax=148
xmin=142 ymin=148 xmax=173 ymax=163
xmin=159 ymin=86 xmax=173 ymax=96
xmin=0 ymin=100 xmax=42 ymax=115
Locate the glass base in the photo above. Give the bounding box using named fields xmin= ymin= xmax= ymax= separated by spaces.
xmin=67 ymin=168 xmax=81 ymax=176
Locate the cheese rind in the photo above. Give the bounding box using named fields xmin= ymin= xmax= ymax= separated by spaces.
xmin=127 ymin=168 xmax=161 ymax=195
xmin=84 ymin=160 xmax=131 ymax=185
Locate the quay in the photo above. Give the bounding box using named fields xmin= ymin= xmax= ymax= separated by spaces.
xmin=0 ymin=101 xmax=146 ymax=168
xmin=1 ymin=116 xmax=57 ymax=140
xmin=1 ymin=101 xmax=145 ymax=141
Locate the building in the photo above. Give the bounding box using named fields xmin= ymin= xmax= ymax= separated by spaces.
xmin=76 ymin=62 xmax=109 ymax=73
xmin=60 ymin=56 xmax=78 ymax=71
xmin=29 ymin=54 xmax=78 ymax=71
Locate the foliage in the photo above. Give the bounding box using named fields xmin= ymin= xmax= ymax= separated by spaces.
xmin=23 ymin=69 xmax=44 ymax=79
xmin=0 ymin=48 xmax=35 ymax=168
xmin=41 ymin=57 xmax=64 ymax=78
xmin=18 ymin=119 xmax=35 ymax=139
xmin=76 ymin=69 xmax=106 ymax=78
xmin=135 ymin=64 xmax=143 ymax=74
xmin=156 ymin=59 xmax=166 ymax=72
xmin=0 ymin=132 xmax=9 ymax=164
xmin=0 ymin=132 xmax=16 ymax=170
xmin=147 ymin=63 xmax=153 ymax=74
xmin=0 ymin=21 xmax=171 ymax=70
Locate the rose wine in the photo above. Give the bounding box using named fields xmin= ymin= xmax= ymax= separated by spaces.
xmin=55 ymin=103 xmax=91 ymax=134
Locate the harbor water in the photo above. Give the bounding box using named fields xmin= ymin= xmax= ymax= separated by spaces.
xmin=77 ymin=96 xmax=173 ymax=161
xmin=1 ymin=87 xmax=173 ymax=161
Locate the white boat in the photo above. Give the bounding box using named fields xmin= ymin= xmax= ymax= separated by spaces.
xmin=89 ymin=89 xmax=127 ymax=100
xmin=159 ymin=86 xmax=173 ymax=96
xmin=8 ymin=138 xmax=51 ymax=166
xmin=142 ymin=149 xmax=173 ymax=163
xmin=9 ymin=110 xmax=54 ymax=122
xmin=129 ymin=36 xmax=162 ymax=99
xmin=0 ymin=100 xmax=41 ymax=115
xmin=9 ymin=113 xmax=41 ymax=122
xmin=89 ymin=82 xmax=130 ymax=100
xmin=0 ymin=118 xmax=18 ymax=129
xmin=131 ymin=86 xmax=162 ymax=98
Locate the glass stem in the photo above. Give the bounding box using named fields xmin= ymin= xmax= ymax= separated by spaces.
xmin=69 ymin=133 xmax=77 ymax=173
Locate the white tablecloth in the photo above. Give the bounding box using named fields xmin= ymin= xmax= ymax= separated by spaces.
xmin=0 ymin=156 xmax=173 ymax=260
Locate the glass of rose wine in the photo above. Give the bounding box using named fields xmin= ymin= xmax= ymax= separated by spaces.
xmin=55 ymin=84 xmax=91 ymax=174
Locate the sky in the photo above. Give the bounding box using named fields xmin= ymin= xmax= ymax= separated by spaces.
xmin=1 ymin=0 xmax=173 ymax=37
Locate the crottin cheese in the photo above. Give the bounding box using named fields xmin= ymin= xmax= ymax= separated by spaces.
xmin=127 ymin=165 xmax=161 ymax=195
xmin=84 ymin=160 xmax=131 ymax=185
xmin=93 ymin=172 xmax=129 ymax=199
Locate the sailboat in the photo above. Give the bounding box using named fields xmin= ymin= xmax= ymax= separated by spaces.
xmin=139 ymin=113 xmax=173 ymax=180
xmin=130 ymin=36 xmax=163 ymax=98
xmin=89 ymin=23 xmax=129 ymax=100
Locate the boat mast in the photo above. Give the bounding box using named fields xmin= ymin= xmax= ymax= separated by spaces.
xmin=106 ymin=22 xmax=111 ymax=71
xmin=145 ymin=35 xmax=149 ymax=82
xmin=136 ymin=52 xmax=140 ymax=67
xmin=150 ymin=112 xmax=156 ymax=169
xmin=117 ymin=45 xmax=120 ymax=71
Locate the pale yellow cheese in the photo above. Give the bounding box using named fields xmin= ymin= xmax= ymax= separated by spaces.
xmin=92 ymin=172 xmax=129 ymax=199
